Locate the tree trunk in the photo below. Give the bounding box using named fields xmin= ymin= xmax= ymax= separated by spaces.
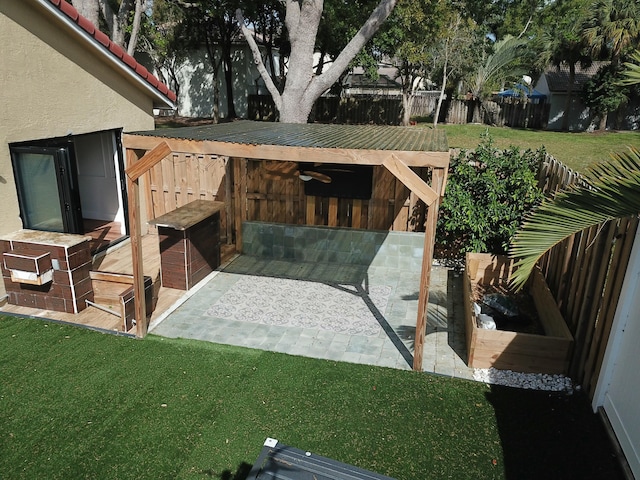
xmin=126 ymin=0 xmax=144 ymax=56
xmin=402 ymin=92 xmax=411 ymax=126
xmin=599 ymin=113 xmax=607 ymax=131
xmin=237 ymin=0 xmax=398 ymax=123
xmin=72 ymin=0 xmax=99 ymax=27
xmin=433 ymin=59 xmax=449 ymax=129
xmin=561 ymin=63 xmax=576 ymax=131
xmin=221 ymin=42 xmax=237 ymax=119
xmin=111 ymin=0 xmax=130 ymax=48
xmin=212 ymin=81 xmax=220 ymax=123
xmin=433 ymin=84 xmax=446 ymax=128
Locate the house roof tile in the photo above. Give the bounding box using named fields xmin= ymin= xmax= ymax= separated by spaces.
xmin=47 ymin=0 xmax=176 ymax=104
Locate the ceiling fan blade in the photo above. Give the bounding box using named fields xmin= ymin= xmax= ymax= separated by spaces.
xmin=302 ymin=170 xmax=332 ymax=184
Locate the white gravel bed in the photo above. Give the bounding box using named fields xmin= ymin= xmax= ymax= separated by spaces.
xmin=473 ymin=367 xmax=574 ymax=393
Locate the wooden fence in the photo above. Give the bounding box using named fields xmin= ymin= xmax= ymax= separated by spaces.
xmin=442 ymin=98 xmax=549 ymax=129
xmin=143 ymin=149 xmax=635 ymax=397
xmin=248 ymin=95 xmax=549 ymax=129
xmin=536 ymin=155 xmax=638 ymax=398
xmin=248 ymin=95 xmax=403 ymax=125
xmin=145 ymin=152 xmax=233 ymax=243
xmin=248 ymin=94 xmax=549 ymax=128
xmin=242 ymin=160 xmax=426 ymax=231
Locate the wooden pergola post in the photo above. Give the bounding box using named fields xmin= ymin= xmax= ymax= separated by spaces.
xmin=382 ymin=155 xmax=447 ymax=371
xmin=413 ymin=168 xmax=445 ymax=370
xmin=125 ymin=141 xmax=172 ymax=338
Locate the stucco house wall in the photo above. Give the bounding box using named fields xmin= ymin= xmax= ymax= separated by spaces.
xmin=535 ymin=62 xmax=639 ymax=132
xmin=0 ymin=0 xmax=173 ymax=236
xmin=170 ymin=44 xmax=279 ymax=119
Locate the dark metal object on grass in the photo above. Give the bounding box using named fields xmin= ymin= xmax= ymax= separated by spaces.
xmin=247 ymin=438 xmax=396 ymax=480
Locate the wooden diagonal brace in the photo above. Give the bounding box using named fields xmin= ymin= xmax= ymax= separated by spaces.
xmin=383 ymin=154 xmax=438 ymax=206
xmin=125 ymin=141 xmax=172 ymax=182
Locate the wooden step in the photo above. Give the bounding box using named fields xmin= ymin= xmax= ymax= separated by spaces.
xmin=89 ymin=271 xmax=154 ymax=332
xmin=91 ymin=280 xmax=128 ymax=309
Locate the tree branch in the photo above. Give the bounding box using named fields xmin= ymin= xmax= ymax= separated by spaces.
xmin=236 ymin=9 xmax=282 ymax=112
xmin=308 ymin=0 xmax=398 ymax=99
xmin=284 ymin=0 xmax=302 ymax=43
xmin=127 ymin=0 xmax=144 ymax=55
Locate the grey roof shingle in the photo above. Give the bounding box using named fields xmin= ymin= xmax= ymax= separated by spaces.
xmin=544 ymin=62 xmax=606 ymax=93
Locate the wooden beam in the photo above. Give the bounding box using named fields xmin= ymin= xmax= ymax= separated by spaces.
xmin=413 ymin=168 xmax=445 ymax=371
xmin=90 ymin=271 xmax=136 ymax=284
xmin=125 ymin=148 xmax=147 ymax=338
xmin=123 ymin=134 xmax=450 ymax=168
xmin=233 ymin=157 xmax=246 ymax=252
xmin=328 ymin=198 xmax=339 ymax=227
xmin=125 ymin=141 xmax=172 ymax=182
xmin=306 ymin=195 xmax=316 ymax=225
xmin=224 ymin=157 xmax=233 ymax=245
xmin=352 ymin=199 xmax=362 ymax=229
xmin=383 ymin=154 xmax=439 ymax=206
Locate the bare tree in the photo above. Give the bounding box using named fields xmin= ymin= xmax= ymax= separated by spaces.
xmin=236 ymin=0 xmax=398 ymax=123
xmin=71 ymin=0 xmax=144 ymax=54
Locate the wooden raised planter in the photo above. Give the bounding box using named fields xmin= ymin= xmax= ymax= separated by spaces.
xmin=464 ymin=253 xmax=573 ymax=374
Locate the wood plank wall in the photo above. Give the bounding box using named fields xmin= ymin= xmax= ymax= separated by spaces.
xmin=243 ymin=160 xmax=426 ymax=231
xmin=145 ymin=153 xmax=230 ymax=242
xmin=145 ymin=154 xmax=430 ymax=244
xmin=536 ymin=154 xmax=638 ymax=398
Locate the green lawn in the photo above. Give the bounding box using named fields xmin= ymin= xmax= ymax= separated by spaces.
xmin=0 ymin=316 xmax=622 ymax=479
xmin=436 ymin=124 xmax=640 ymax=173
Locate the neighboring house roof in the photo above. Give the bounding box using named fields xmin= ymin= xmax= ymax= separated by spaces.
xmin=41 ymin=0 xmax=176 ymax=107
xmin=131 ymin=120 xmax=449 ymax=152
xmin=543 ymin=62 xmax=606 ymax=93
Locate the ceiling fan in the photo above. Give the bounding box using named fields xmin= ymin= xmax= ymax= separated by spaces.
xmin=263 ymin=161 xmax=334 ymax=183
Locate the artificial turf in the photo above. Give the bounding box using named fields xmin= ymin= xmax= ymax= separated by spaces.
xmin=0 ymin=315 xmax=623 ymax=479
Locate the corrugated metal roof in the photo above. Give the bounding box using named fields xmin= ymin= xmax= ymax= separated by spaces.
xmin=132 ymin=121 xmax=448 ymax=152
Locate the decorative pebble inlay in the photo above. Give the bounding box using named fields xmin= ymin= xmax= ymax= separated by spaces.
xmin=204 ymin=275 xmax=391 ymax=337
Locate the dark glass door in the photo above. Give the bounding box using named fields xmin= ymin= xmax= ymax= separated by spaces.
xmin=10 ymin=145 xmax=83 ymax=234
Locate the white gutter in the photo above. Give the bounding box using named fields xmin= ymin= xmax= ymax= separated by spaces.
xmin=34 ymin=0 xmax=175 ymax=110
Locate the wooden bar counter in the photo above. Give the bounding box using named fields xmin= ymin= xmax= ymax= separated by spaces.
xmin=149 ymin=200 xmax=224 ymax=290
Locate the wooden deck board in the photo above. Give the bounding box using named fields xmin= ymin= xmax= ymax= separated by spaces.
xmin=83 ymin=219 xmax=125 ymax=253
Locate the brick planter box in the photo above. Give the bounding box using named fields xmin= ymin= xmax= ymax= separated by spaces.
xmin=464 ymin=253 xmax=573 ymax=374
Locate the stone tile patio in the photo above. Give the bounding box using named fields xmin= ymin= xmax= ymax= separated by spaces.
xmin=150 ymin=254 xmax=474 ymax=380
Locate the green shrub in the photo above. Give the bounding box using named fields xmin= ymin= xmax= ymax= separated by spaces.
xmin=437 ymin=133 xmax=544 ymax=257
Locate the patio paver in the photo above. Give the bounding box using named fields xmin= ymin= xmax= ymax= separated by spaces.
xmin=150 ymin=255 xmax=474 ymax=379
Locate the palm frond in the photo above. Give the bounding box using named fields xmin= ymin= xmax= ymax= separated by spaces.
xmin=472 ymin=35 xmax=527 ymax=95
xmin=619 ymin=50 xmax=640 ymax=86
xmin=509 ymin=147 xmax=640 ymax=290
